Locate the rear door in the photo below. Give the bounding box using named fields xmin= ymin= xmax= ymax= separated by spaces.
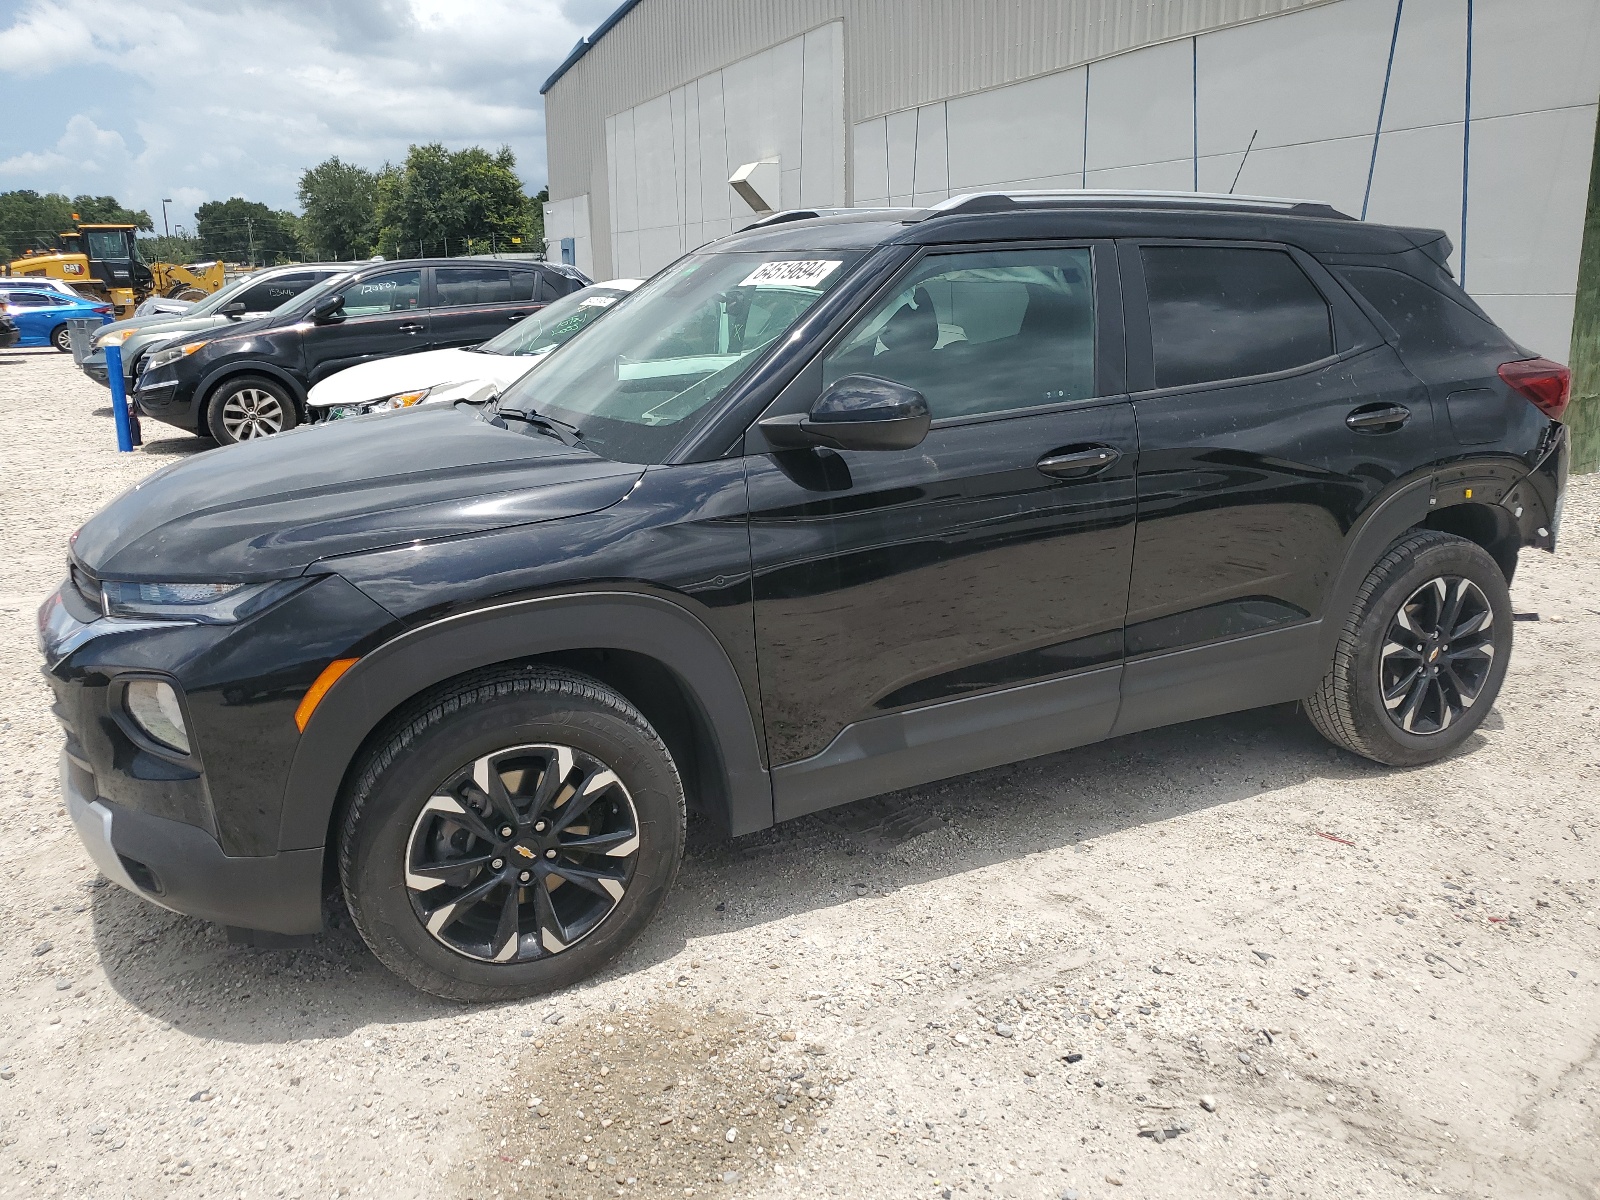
xmin=1115 ymin=239 xmax=1432 ymax=734
xmin=745 ymin=241 xmax=1138 ymax=817
xmin=299 ymin=266 xmax=426 ymax=385
xmin=427 ymin=265 xmax=542 ymax=348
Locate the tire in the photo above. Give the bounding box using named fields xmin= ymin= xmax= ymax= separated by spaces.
xmin=337 ymin=665 xmax=686 ymax=1002
xmin=206 ymin=375 xmax=298 ymax=444
xmin=50 ymin=324 xmax=72 ymax=354
xmin=1305 ymin=530 xmax=1512 ymax=766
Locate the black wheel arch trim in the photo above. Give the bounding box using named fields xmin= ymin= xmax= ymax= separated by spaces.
xmin=277 ymin=590 xmax=772 ymax=853
xmin=193 ymin=361 xmax=307 ymax=425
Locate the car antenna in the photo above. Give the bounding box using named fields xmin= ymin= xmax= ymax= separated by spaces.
xmin=1228 ymin=130 xmax=1259 ymax=195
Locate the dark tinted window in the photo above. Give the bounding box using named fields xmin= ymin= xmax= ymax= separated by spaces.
xmin=824 ymin=248 xmax=1096 ymax=419
xmin=3 ymin=291 xmax=61 ymax=308
xmin=340 ymin=268 xmax=422 ymax=316
xmin=1337 ymin=266 xmax=1512 ymax=356
xmin=434 ymin=266 xmax=537 ymax=307
xmin=237 ymin=272 xmax=319 ymax=313
xmin=1142 ymin=246 xmax=1334 ymax=388
xmin=536 ymin=274 xmax=565 ymax=303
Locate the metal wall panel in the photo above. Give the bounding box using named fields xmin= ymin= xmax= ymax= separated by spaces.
xmin=543 ymin=0 xmax=1336 ymax=268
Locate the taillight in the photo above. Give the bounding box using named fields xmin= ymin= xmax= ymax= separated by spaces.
xmin=92 ymin=305 xmax=112 ymax=315
xmin=1498 ymin=357 xmax=1571 ymax=420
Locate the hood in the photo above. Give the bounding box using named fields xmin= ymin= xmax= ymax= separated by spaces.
xmin=73 ymin=404 xmax=642 ymax=580
xmin=122 ymin=313 xmax=233 ymax=351
xmin=306 ymin=347 xmax=539 ymax=408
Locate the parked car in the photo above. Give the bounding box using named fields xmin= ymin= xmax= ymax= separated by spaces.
xmin=9 ymin=277 xmax=87 ymax=302
xmin=132 ymin=258 xmax=591 ymax=443
xmin=45 ymin=193 xmax=1568 ymax=1000
xmin=134 ymin=296 xmax=194 ymax=317
xmin=0 ymin=286 xmax=112 ymax=351
xmin=307 ymin=279 xmax=640 ymax=420
xmin=84 ymin=263 xmax=346 ymax=388
xmin=0 ymin=311 xmax=18 ymax=350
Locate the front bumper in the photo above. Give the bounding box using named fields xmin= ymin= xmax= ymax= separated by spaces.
xmin=130 ymin=376 xmax=197 ymax=432
xmin=63 ymin=751 xmax=325 ymax=934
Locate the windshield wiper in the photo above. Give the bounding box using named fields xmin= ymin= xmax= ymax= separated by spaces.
xmin=499 ymin=407 xmax=584 ymax=447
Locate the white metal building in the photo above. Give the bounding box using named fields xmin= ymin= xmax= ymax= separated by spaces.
xmin=541 ymin=0 xmax=1600 ymax=362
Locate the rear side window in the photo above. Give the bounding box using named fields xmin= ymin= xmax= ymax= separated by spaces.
xmin=1336 ymin=266 xmax=1511 ymax=356
xmin=1141 ymin=246 xmax=1334 ymax=388
xmin=434 ymin=267 xmax=538 ymax=307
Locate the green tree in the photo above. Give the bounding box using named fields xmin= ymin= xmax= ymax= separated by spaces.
xmin=376 ymin=143 xmax=540 ymax=258
xmin=194 ymin=198 xmax=301 ymax=265
xmin=70 ymin=194 xmax=153 ymax=230
xmin=298 ymin=156 xmax=380 ymax=260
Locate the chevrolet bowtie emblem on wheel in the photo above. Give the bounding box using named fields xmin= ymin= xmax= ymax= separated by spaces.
xmin=514 ymin=845 xmax=537 ymax=860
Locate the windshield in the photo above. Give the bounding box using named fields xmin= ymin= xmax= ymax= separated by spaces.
xmin=479 ymin=284 xmax=632 ymax=358
xmin=499 ymin=252 xmax=860 ymax=463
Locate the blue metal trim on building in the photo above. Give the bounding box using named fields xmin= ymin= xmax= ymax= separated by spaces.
xmin=540 ymin=0 xmax=646 ymax=95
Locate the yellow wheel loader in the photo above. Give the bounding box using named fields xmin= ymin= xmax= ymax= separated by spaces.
xmin=3 ymin=224 xmax=226 ymax=317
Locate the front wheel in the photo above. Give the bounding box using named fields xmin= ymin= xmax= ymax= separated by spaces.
xmin=50 ymin=324 xmax=72 ymax=354
xmin=206 ymin=375 xmax=298 ymax=444
xmin=1305 ymin=530 xmax=1512 ymax=766
xmin=338 ymin=666 xmax=686 ymax=1001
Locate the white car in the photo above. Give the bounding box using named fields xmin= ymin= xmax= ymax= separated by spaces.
xmin=307 ymin=279 xmax=641 ymax=421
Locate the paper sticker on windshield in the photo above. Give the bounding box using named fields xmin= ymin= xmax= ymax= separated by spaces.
xmin=739 ymin=260 xmax=842 ymax=289
xmin=579 ymin=295 xmax=618 ymax=308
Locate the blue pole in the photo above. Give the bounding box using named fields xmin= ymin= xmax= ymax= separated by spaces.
xmin=1460 ymin=0 xmax=1475 ymax=285
xmin=105 ymin=342 xmax=134 ymax=453
xmin=1362 ymin=0 xmax=1406 ymax=221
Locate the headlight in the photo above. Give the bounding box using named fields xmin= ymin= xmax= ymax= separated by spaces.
xmin=100 ymin=578 xmax=303 ymax=623
xmin=123 ymin=679 xmax=190 ymax=754
xmin=99 ymin=330 xmax=131 ymax=348
xmin=377 ymin=386 xmax=440 ymax=410
xmin=145 ymin=341 xmax=207 ymax=371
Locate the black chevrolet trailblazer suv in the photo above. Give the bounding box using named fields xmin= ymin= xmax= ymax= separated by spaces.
xmin=42 ymin=193 xmax=1568 ymax=1000
xmin=131 ymin=258 xmax=590 ymax=444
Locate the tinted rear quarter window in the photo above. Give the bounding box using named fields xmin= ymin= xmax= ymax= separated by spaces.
xmin=1336 ymin=265 xmax=1512 ymax=356
xmin=1141 ymin=246 xmax=1334 ymax=388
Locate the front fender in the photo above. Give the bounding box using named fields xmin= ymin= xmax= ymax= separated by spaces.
xmin=191 ymin=359 xmax=308 ymax=424
xmin=277 ymin=590 xmax=772 ymax=851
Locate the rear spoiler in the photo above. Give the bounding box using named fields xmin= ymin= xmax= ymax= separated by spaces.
xmin=1400 ymin=228 xmax=1455 ymax=275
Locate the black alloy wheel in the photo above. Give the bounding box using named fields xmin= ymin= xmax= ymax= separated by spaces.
xmin=339 ymin=666 xmax=685 ymax=1001
xmin=405 ymin=743 xmax=641 ymax=963
xmin=1305 ymin=530 xmax=1512 ymax=766
xmin=1379 ymin=576 xmax=1495 ymax=735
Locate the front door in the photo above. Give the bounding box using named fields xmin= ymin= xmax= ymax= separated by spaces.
xmin=1114 ymin=239 xmax=1435 ymax=734
xmin=301 ymin=266 xmax=428 ymax=386
xmin=744 ymin=242 xmax=1139 ymax=819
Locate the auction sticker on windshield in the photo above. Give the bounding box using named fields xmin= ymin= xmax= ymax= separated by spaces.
xmin=739 ymin=260 xmax=842 ymax=289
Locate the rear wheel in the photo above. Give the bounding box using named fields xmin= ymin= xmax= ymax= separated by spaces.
xmin=1306 ymin=531 xmax=1511 ymax=766
xmin=338 ymin=666 xmax=686 ymax=1001
xmin=206 ymin=375 xmax=298 ymax=444
xmin=50 ymin=324 xmax=72 ymax=354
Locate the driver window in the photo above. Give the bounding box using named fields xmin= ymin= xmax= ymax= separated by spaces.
xmin=341 ymin=269 xmax=422 ymax=317
xmin=823 ymin=248 xmax=1096 ymax=419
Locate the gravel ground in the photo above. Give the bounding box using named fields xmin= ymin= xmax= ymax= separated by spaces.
xmin=0 ymin=347 xmax=1597 ymax=1200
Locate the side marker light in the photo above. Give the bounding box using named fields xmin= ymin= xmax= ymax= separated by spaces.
xmin=294 ymin=657 xmax=359 ymax=732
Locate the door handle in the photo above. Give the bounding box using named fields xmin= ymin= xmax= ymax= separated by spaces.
xmin=1346 ymin=403 xmax=1410 ymax=432
xmin=507 ymin=312 xmax=529 ymax=321
xmin=1036 ymin=445 xmax=1122 ymax=478
xmin=398 ymin=322 xmax=425 ymax=334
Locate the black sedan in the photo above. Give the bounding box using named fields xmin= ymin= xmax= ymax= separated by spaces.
xmin=132 ymin=258 xmax=589 ymax=444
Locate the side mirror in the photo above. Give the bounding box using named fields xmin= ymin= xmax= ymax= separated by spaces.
xmin=759 ymin=375 xmax=931 ymax=453
xmin=309 ymin=294 xmax=345 ymax=323
xmin=220 ymin=301 xmax=246 ymax=319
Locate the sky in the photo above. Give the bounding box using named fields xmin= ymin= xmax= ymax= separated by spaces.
xmin=0 ymin=0 xmax=620 ymax=235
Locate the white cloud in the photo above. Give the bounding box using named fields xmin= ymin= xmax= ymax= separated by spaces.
xmin=0 ymin=0 xmax=600 ymax=229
